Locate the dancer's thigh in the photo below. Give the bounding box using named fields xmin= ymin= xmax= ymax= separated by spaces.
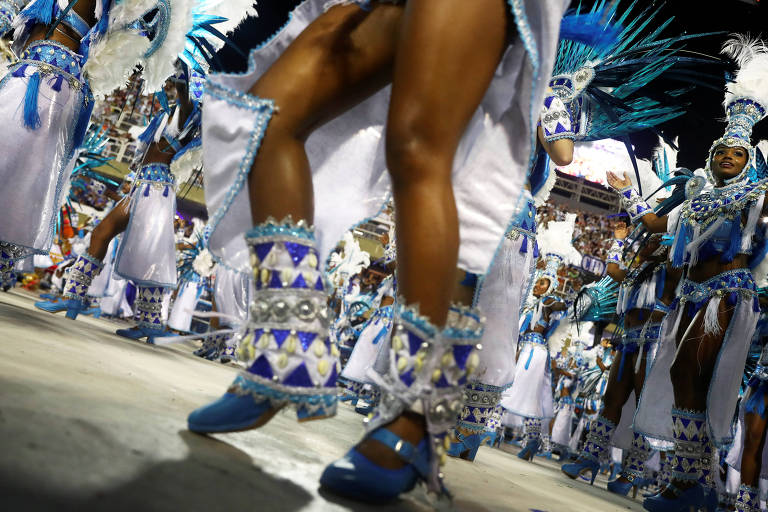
xmin=386 ymin=0 xmax=509 ymax=176
xmin=249 ymin=2 xmax=404 ymax=137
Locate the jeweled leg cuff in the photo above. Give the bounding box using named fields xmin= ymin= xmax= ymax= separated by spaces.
xmin=235 ymin=218 xmax=337 ymax=414
xmin=458 ymin=382 xmax=503 ymax=432
xmin=63 ymin=253 xmax=103 ymax=303
xmin=135 ymin=285 xmax=166 ymax=331
xmin=0 ymin=242 xmax=24 ymax=282
xmin=580 ymin=415 xmax=616 ymax=463
xmin=670 ymin=408 xmax=707 ymax=482
xmin=623 ymin=431 xmax=652 ymax=480
xmin=735 ymin=484 xmax=759 ymax=512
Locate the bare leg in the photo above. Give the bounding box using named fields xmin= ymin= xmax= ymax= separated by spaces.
xmin=600 ymin=351 xmax=635 ymax=425
xmin=741 ymin=393 xmax=768 ymax=487
xmin=356 ymin=0 xmax=509 ymax=468
xmin=247 ymin=3 xmax=404 ymax=223
xmin=88 ymin=198 xmax=130 ymax=261
xmin=664 ymin=300 xmax=735 ymax=494
xmin=385 ymin=0 xmax=509 ymax=325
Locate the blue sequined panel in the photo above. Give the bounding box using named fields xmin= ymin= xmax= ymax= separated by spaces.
xmin=15 ymin=41 xmax=85 ymax=81
xmin=519 ymin=331 xmax=547 ymax=347
xmin=675 ymin=269 xmax=757 ymax=311
xmin=135 ymin=163 xmax=175 ymax=185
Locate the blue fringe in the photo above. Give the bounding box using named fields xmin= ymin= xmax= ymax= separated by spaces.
xmin=138 ymin=112 xmax=165 ymax=146
xmin=533 ymin=241 xmax=539 ymax=258
xmin=520 ymin=236 xmax=528 ymax=254
xmin=746 ymin=385 xmax=768 ymax=418
xmin=143 ymin=184 xmax=150 ymax=197
xmin=23 ymin=0 xmax=56 ymax=26
xmin=722 ymin=218 xmax=742 ymax=262
xmin=672 ymin=222 xmax=690 ymax=267
xmin=22 ymin=72 xmax=41 ymax=129
xmin=51 ymin=75 xmax=64 ymax=92
xmin=524 ymin=346 xmax=534 ymax=370
xmin=11 ymin=64 xmax=27 ymax=78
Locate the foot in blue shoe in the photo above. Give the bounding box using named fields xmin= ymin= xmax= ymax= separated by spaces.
xmin=448 ymin=431 xmax=486 ymax=462
xmin=518 ymin=439 xmax=540 ymax=462
xmin=115 ymin=326 xmax=165 ymax=343
xmin=562 ymin=458 xmax=600 ymax=485
xmin=321 ymin=425 xmax=428 ymax=503
xmin=643 ymin=483 xmax=704 ymax=512
xmin=188 ymin=391 xmax=280 ymax=433
xmin=35 ymin=298 xmax=84 ymax=319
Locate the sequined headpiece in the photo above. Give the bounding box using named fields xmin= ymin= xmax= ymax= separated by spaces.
xmin=707 ymin=36 xmax=768 ymax=185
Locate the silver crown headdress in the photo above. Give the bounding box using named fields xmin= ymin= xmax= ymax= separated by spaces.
xmin=706 ymin=36 xmax=768 ymax=185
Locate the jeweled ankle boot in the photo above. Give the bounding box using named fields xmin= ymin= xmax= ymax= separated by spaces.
xmin=608 ymin=432 xmax=652 ymax=497
xmin=188 ymin=218 xmax=336 ymax=433
xmin=539 ymin=433 xmax=553 ymax=459
xmin=320 ymin=303 xmax=484 ymax=501
xmin=116 ymin=286 xmax=167 ymax=343
xmin=734 ymin=484 xmax=759 ymax=512
xmin=0 ymin=242 xmax=23 ymax=286
xmin=218 ymin=332 xmax=239 ymax=363
xmin=35 ymin=253 xmax=103 ymax=319
xmin=450 ymin=381 xmax=501 ymax=460
xmin=643 ymin=408 xmax=706 ymax=511
xmin=562 ymin=415 xmax=616 ymax=484
xmin=518 ymin=418 xmax=542 ymax=461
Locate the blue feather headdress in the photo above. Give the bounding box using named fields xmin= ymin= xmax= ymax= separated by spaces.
xmin=552 ymin=0 xmax=731 ymax=193
xmin=573 ymin=276 xmax=619 ymax=323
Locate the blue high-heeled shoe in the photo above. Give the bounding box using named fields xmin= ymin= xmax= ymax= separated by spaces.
xmin=561 ymin=458 xmax=600 ymax=485
xmin=609 ymin=463 xmax=622 ymax=481
xmin=81 ymin=306 xmax=101 ymax=318
xmin=448 ymin=431 xmax=487 ymax=461
xmin=517 ymin=439 xmax=540 ymax=461
xmin=320 ymin=427 xmax=429 ymax=502
xmin=642 ymin=483 xmax=704 ymax=512
xmin=607 ymin=474 xmax=652 ymax=499
xmin=115 ymin=325 xmax=165 ymax=344
xmin=35 ymin=298 xmax=86 ymax=319
xmin=188 ymin=375 xmax=335 ymax=433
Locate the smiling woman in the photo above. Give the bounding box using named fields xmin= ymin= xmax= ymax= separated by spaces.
xmin=606 ymin=37 xmax=768 ymax=511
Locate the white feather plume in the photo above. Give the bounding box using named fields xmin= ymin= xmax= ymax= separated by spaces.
xmin=192 ymin=248 xmax=215 ymax=277
xmin=198 ymin=0 xmax=258 ymax=40
xmin=537 ymin=213 xmax=582 ymax=265
xmin=171 ymin=146 xmax=203 ymax=191
xmin=85 ymin=0 xmax=195 ymax=97
xmin=533 ymin=160 xmax=558 ymax=207
xmin=721 ymin=35 xmax=768 ymax=115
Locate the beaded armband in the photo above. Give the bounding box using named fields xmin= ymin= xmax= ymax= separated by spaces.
xmin=541 ymin=78 xmax=576 ymax=142
xmin=618 ymin=186 xmax=651 ymax=224
xmin=606 ymin=239 xmax=626 ymax=270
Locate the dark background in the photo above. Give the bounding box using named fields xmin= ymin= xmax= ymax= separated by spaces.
xmin=217 ymin=0 xmax=767 ymax=170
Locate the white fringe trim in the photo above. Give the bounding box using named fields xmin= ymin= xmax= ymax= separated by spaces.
xmin=703 ymin=296 xmax=723 ymax=336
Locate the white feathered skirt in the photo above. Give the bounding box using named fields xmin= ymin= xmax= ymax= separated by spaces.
xmin=114 ymin=163 xmax=177 ymax=288
xmin=202 ymin=0 xmax=568 ymax=277
xmin=0 ymin=41 xmax=92 ymax=254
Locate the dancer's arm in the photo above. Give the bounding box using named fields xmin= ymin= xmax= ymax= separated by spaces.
xmin=606 ymin=223 xmax=629 ymax=282
xmin=537 ymin=126 xmax=574 ymax=167
xmin=606 ymin=171 xmax=668 ymax=233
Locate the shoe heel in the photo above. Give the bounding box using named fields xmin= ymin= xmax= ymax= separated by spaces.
xmin=65 ymin=307 xmax=79 ymax=320
xmin=589 ymin=468 xmax=598 ymax=485
xmin=631 ymin=485 xmax=638 ymax=499
xmin=463 ymin=445 xmax=480 ymax=462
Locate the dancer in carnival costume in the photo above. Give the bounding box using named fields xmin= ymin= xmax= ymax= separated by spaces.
xmin=611 ymin=37 xmax=768 ymax=512
xmin=189 ymin=0 xmax=573 ymax=501
xmin=500 ymin=215 xmax=580 ymax=461
xmin=0 ymin=0 xmax=255 ymax=308
xmin=563 ymin=218 xmax=681 ymax=499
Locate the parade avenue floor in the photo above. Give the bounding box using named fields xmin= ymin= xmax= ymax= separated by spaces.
xmin=0 ymin=289 xmax=644 ymax=512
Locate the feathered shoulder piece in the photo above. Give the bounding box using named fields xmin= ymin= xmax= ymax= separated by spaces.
xmin=84 ymin=0 xmax=256 ymax=97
